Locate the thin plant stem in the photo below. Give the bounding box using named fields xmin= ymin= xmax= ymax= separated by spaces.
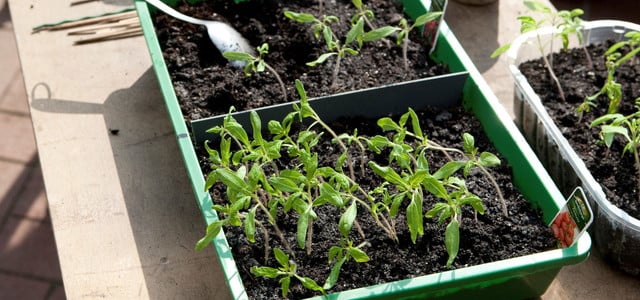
xmin=476 ymin=163 xmax=508 ymax=216
xmin=536 ymin=34 xmax=565 ymax=101
xmin=264 ymin=63 xmax=287 ymax=101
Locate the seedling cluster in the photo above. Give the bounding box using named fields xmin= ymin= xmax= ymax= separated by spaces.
xmin=491 ymin=0 xmax=589 ymax=102
xmin=224 ymin=0 xmax=442 ymax=92
xmin=195 ymin=78 xmax=508 ymax=296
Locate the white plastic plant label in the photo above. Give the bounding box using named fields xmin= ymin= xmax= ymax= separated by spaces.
xmin=550 ymin=187 xmax=593 ymax=248
xmin=422 ymin=0 xmax=448 ymax=54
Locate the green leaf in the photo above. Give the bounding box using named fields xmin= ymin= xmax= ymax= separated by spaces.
xmin=368 ymin=161 xmax=407 ymax=187
xmin=406 ymin=196 xmax=424 ymax=243
xmin=408 ymin=108 xmax=423 ymax=139
xmin=490 ymin=43 xmax=512 ymax=58
xmin=390 ymin=192 xmax=405 ymax=218
xmin=601 ymin=125 xmax=629 ymax=148
xmin=295 ymin=79 xmax=308 ymax=102
xmin=222 ymin=51 xmax=254 ymax=61
xmin=479 ymin=152 xmax=501 ymax=167
xmin=319 ymin=182 xmax=344 ymax=207
xmin=268 ymin=120 xmax=284 ymax=135
xmin=523 ymin=0 xmax=551 ymax=13
xmin=251 ymin=266 xmax=280 ymax=279
xmin=269 ymin=176 xmax=300 ymax=193
xmin=245 ymin=206 xmax=257 ymax=243
xmin=228 ymin=126 xmax=250 ymax=149
xmin=346 ymin=17 xmax=364 ymax=45
xmin=445 ymin=219 xmax=460 ymax=267
xmin=249 ymin=111 xmax=263 ymax=143
xmin=422 ymin=176 xmax=448 ymax=199
xmin=204 ymin=171 xmax=218 ymax=191
xmin=413 ymin=12 xmax=442 ymax=27
xmin=216 ymin=168 xmax=249 ymax=194
xmin=280 ymin=276 xmax=291 ymax=298
xmin=266 ymin=140 xmax=283 ymax=160
xmin=347 ymin=247 xmax=370 ymax=263
xmin=590 ymin=113 xmax=624 ymax=128
xmin=273 ymin=248 xmax=290 ymax=268
xmin=299 ymin=277 xmax=324 ymax=294
xmin=195 ymin=220 xmax=223 ymax=251
xmin=284 ymin=11 xmax=316 ymax=23
xmin=366 ymin=135 xmax=389 ymax=153
xmin=409 ymin=169 xmax=429 ymax=187
xmin=460 ymin=195 xmax=485 ymax=214
xmin=462 ymin=133 xmax=475 ymax=154
xmin=220 ymin=138 xmax=231 ymax=166
xmin=417 ymin=153 xmax=429 ymax=171
xmin=377 ymin=117 xmax=400 ymax=131
xmin=328 ymin=246 xmax=343 ymax=263
xmin=433 ymin=161 xmax=466 ymax=180
xmin=339 ymin=201 xmax=357 ymax=237
xmin=362 ymin=26 xmax=398 ymax=42
xmin=231 ymin=151 xmax=243 ymax=165
xmin=307 ymin=52 xmax=336 ymax=67
xmin=324 ymin=256 xmax=346 ymax=290
xmin=297 ymin=211 xmax=309 ymax=249
xmin=343 ymin=47 xmax=359 ymax=56
xmin=425 ymin=202 xmax=449 ymax=218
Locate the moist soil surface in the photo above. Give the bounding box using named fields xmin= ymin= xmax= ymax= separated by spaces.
xmin=152 ymin=0 xmax=449 ymax=121
xmin=519 ymin=42 xmax=640 ymax=220
xmin=204 ymin=106 xmax=556 ymax=299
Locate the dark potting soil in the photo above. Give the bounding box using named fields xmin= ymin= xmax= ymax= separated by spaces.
xmin=519 ymin=42 xmax=640 ymax=220
xmin=203 ymin=106 xmax=556 ymax=299
xmin=152 ymin=0 xmax=449 ymax=121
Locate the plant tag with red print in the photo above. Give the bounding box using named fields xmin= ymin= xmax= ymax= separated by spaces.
xmin=550 ymin=187 xmax=593 ymax=248
xmin=422 ymin=0 xmax=448 ymax=55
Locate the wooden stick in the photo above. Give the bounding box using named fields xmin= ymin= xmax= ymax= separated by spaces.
xmin=73 ymin=27 xmax=143 ymax=45
xmin=67 ymin=18 xmax=140 ymax=35
xmin=70 ymin=0 xmax=99 ymax=6
xmin=40 ymin=11 xmax=138 ymax=31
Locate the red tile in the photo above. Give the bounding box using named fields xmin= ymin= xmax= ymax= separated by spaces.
xmin=0 ymin=31 xmax=19 ymax=90
xmin=0 ymin=72 xmax=29 ymax=115
xmin=0 ymin=273 xmax=50 ymax=299
xmin=12 ymin=165 xmax=48 ymax=220
xmin=0 ymin=217 xmax=62 ymax=281
xmin=0 ymin=161 xmax=28 ymax=221
xmin=0 ymin=113 xmax=37 ymax=163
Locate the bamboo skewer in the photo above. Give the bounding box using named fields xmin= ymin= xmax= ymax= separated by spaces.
xmin=33 ymin=10 xmax=137 ymax=32
xmin=74 ymin=27 xmax=144 ymax=45
xmin=67 ymin=18 xmax=139 ymax=35
xmin=33 ymin=8 xmax=143 ymax=45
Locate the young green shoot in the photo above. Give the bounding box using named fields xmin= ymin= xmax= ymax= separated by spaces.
xmin=395 ymin=12 xmax=443 ymax=71
xmin=425 ymin=175 xmax=484 ymax=267
xmin=590 ymin=108 xmax=640 ymax=203
xmin=252 ymin=248 xmax=326 ymax=298
xmin=223 ymin=43 xmax=287 ymax=101
xmin=491 ymin=1 xmax=591 ymax=102
xmin=284 ymin=11 xmax=396 ymax=90
xmin=579 ymin=31 xmax=640 ymax=120
xmin=557 ymin=8 xmax=592 ymax=69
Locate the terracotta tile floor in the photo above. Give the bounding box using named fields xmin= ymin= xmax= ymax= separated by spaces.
xmin=0 ymin=1 xmax=66 ymax=299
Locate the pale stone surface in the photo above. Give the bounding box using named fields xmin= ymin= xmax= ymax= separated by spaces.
xmin=8 ymin=0 xmax=230 ymax=298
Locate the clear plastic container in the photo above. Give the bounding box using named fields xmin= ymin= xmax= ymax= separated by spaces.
xmin=508 ymin=20 xmax=640 ymax=275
